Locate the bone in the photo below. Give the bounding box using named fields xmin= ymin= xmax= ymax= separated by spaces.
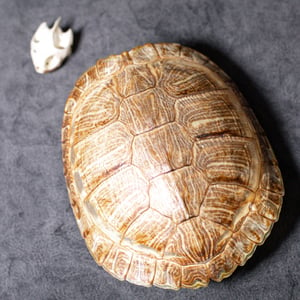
xmin=30 ymin=17 xmax=73 ymax=73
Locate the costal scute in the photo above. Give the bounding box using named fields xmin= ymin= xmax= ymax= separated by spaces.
xmin=61 ymin=43 xmax=284 ymax=289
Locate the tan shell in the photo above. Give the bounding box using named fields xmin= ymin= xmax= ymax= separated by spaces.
xmin=62 ymin=43 xmax=284 ymax=289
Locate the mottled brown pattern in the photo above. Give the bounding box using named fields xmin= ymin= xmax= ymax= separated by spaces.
xmin=62 ymin=43 xmax=284 ymax=290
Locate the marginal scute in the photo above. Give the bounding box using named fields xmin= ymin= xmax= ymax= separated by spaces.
xmin=257 ymin=200 xmax=280 ymax=221
xmin=74 ymin=70 xmax=89 ymax=90
xmin=67 ymin=87 xmax=82 ymax=104
xmin=91 ymin=232 xmax=114 ymax=265
xmin=64 ymin=98 xmax=76 ymax=114
xmin=113 ymin=249 xmax=133 ymax=280
xmin=62 ymin=43 xmax=284 ymax=290
xmin=208 ymin=250 xmax=237 ymax=282
xmin=180 ymin=46 xmax=208 ymax=65
xmin=85 ymin=66 xmax=100 ymax=83
xmin=259 ymin=133 xmax=278 ymax=164
xmin=128 ymin=43 xmax=159 ymax=64
xmin=126 ymin=254 xmax=156 ymax=286
xmin=62 ymin=114 xmax=73 ymax=130
xmin=240 ymin=212 xmax=273 ymax=244
xmin=61 ymin=125 xmax=70 ymax=144
xmin=96 ymin=53 xmax=127 ymax=79
xmin=153 ymin=261 xmax=182 ymax=290
xmin=229 ymin=232 xmax=256 ymax=265
xmin=102 ymin=245 xmax=132 ymax=280
xmin=249 ymin=212 xmax=273 ymax=232
xmin=260 ymin=163 xmax=284 ymax=195
xmin=254 ymin=122 xmax=284 ymax=196
xmin=67 ymin=183 xmax=81 ymax=220
xmin=181 ymin=264 xmax=209 ymax=288
xmin=154 ymin=43 xmax=181 ymax=58
xmin=256 ymin=189 xmax=282 ymax=221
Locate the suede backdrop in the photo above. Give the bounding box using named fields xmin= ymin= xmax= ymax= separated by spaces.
xmin=0 ymin=0 xmax=299 ymax=299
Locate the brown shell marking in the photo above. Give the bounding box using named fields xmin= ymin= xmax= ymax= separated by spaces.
xmin=62 ymin=43 xmax=284 ymax=289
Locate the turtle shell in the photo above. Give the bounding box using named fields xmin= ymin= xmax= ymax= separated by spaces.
xmin=62 ymin=43 xmax=284 ymax=289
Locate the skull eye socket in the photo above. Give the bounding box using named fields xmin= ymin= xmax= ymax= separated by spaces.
xmin=44 ymin=55 xmax=60 ymax=70
xmin=45 ymin=56 xmax=54 ymax=67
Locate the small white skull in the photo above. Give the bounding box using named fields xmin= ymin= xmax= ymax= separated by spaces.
xmin=31 ymin=17 xmax=73 ymax=73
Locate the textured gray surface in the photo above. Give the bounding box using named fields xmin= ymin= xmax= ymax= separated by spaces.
xmin=0 ymin=0 xmax=299 ymax=299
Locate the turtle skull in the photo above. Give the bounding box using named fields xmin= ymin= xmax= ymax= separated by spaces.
xmin=30 ymin=17 xmax=73 ymax=73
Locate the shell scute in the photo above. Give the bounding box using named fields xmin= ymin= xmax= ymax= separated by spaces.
xmin=149 ymin=166 xmax=208 ymax=223
xmin=72 ymin=122 xmax=133 ymax=197
xmin=114 ymin=64 xmax=156 ymax=97
xmin=153 ymin=261 xmax=182 ymax=290
xmin=200 ymin=184 xmax=255 ymax=230
xmin=122 ymin=209 xmax=175 ymax=256
xmin=132 ymin=123 xmax=193 ymax=179
xmin=88 ymin=166 xmax=149 ymax=235
xmin=126 ymin=254 xmax=156 ymax=286
xmin=96 ymin=53 xmax=127 ymax=79
xmin=119 ymin=88 xmax=175 ymax=135
xmin=71 ymin=87 xmax=120 ymax=144
xmin=102 ymin=245 xmax=132 ymax=281
xmin=165 ymin=217 xmax=228 ymax=264
xmin=128 ymin=43 xmax=159 ymax=64
xmin=181 ymin=264 xmax=209 ymax=288
xmin=193 ymin=136 xmax=259 ymax=189
xmin=160 ymin=60 xmax=219 ymax=97
xmin=175 ymin=91 xmax=246 ymax=138
xmin=154 ymin=43 xmax=182 ymax=58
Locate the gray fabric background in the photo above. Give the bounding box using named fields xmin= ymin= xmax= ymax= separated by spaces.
xmin=0 ymin=0 xmax=299 ymax=299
